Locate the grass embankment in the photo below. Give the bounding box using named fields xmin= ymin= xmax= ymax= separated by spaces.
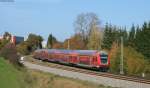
xmin=0 ymin=57 xmax=117 ymax=88
xmin=27 ymin=70 xmax=116 ymax=88
xmin=0 ymin=58 xmax=25 ymax=88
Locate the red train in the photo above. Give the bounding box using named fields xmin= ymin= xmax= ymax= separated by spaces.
xmin=33 ymin=49 xmax=110 ymax=71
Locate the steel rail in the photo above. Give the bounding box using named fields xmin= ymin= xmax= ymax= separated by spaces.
xmin=25 ymin=56 xmax=150 ymax=84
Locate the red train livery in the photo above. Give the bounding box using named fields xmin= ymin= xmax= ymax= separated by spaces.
xmin=33 ymin=49 xmax=110 ymax=71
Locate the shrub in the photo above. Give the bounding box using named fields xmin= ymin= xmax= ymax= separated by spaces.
xmin=16 ymin=41 xmax=30 ymax=55
xmin=110 ymin=46 xmax=148 ymax=77
xmin=0 ymin=40 xmax=9 ymax=49
xmin=0 ymin=43 xmax=21 ymax=66
xmin=124 ymin=47 xmax=146 ymax=76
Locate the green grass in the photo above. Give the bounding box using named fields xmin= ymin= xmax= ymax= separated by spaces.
xmin=0 ymin=57 xmax=117 ymax=88
xmin=0 ymin=57 xmax=22 ymax=88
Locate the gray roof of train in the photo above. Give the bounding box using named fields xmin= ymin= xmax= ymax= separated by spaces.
xmin=35 ymin=49 xmax=107 ymax=55
xmin=49 ymin=49 xmax=98 ymax=55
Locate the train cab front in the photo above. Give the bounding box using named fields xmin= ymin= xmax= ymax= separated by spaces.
xmin=99 ymin=51 xmax=110 ymax=72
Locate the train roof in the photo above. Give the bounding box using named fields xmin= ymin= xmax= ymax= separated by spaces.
xmin=35 ymin=49 xmax=107 ymax=56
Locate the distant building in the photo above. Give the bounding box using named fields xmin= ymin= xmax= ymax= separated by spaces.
xmin=0 ymin=34 xmax=24 ymax=45
xmin=11 ymin=35 xmax=24 ymax=45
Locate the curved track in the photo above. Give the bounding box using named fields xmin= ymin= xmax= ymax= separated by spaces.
xmin=25 ymin=56 xmax=150 ymax=84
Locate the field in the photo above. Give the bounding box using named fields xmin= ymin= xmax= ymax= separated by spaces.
xmin=0 ymin=57 xmax=117 ymax=88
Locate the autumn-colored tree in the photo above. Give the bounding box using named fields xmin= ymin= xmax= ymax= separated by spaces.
xmin=63 ymin=34 xmax=86 ymax=50
xmin=52 ymin=42 xmax=63 ymax=49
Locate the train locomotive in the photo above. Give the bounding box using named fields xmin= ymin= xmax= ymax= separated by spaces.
xmin=33 ymin=49 xmax=110 ymax=71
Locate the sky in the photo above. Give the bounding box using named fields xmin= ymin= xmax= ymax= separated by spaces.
xmin=0 ymin=0 xmax=150 ymax=41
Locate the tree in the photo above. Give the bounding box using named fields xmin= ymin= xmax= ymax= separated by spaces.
xmin=136 ymin=22 xmax=150 ymax=58
xmin=74 ymin=12 xmax=100 ymax=48
xmin=52 ymin=42 xmax=63 ymax=49
xmin=63 ymin=34 xmax=85 ymax=50
xmin=87 ymin=20 xmax=102 ymax=50
xmin=47 ymin=34 xmax=57 ymax=48
xmin=16 ymin=41 xmax=31 ymax=55
xmin=102 ymin=23 xmax=129 ymax=50
xmin=27 ymin=34 xmax=43 ymax=51
xmin=134 ymin=25 xmax=141 ymax=50
xmin=128 ymin=24 xmax=135 ymax=46
xmin=17 ymin=34 xmax=43 ymax=55
xmin=0 ymin=32 xmax=12 ymax=49
xmin=122 ymin=28 xmax=128 ymax=46
xmin=102 ymin=23 xmax=114 ymax=50
xmin=3 ymin=32 xmax=11 ymax=40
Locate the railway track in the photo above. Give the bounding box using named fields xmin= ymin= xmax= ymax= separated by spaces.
xmin=25 ymin=56 xmax=150 ymax=84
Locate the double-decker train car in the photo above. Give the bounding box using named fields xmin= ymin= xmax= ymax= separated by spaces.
xmin=33 ymin=49 xmax=110 ymax=71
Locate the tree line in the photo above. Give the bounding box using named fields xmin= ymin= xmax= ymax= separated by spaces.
xmin=15 ymin=12 xmax=150 ymax=60
xmin=102 ymin=22 xmax=150 ymax=59
xmin=47 ymin=13 xmax=102 ymax=50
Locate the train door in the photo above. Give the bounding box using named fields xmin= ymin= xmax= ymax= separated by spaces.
xmin=91 ymin=56 xmax=98 ymax=67
xmin=69 ymin=56 xmax=78 ymax=64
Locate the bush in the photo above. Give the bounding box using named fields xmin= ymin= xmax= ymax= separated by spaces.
xmin=110 ymin=50 xmax=120 ymax=74
xmin=110 ymin=46 xmax=148 ymax=77
xmin=16 ymin=41 xmax=30 ymax=55
xmin=0 ymin=40 xmax=9 ymax=49
xmin=0 ymin=43 xmax=21 ymax=66
xmin=124 ymin=47 xmax=146 ymax=76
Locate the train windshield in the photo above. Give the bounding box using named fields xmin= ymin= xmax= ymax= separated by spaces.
xmin=100 ymin=54 xmax=108 ymax=64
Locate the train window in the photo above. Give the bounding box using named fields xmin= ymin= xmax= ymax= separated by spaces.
xmin=72 ymin=56 xmax=77 ymax=59
xmin=79 ymin=56 xmax=90 ymax=65
xmin=100 ymin=54 xmax=108 ymax=64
